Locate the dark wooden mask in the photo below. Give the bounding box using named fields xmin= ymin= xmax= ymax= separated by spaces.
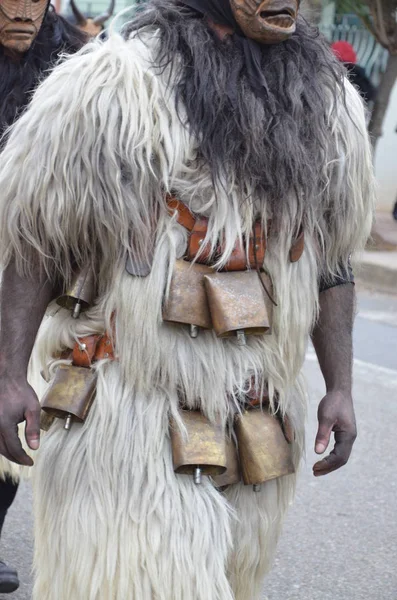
xmin=230 ymin=0 xmax=299 ymax=44
xmin=0 ymin=0 xmax=48 ymax=55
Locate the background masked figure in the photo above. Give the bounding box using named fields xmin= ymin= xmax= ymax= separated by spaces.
xmin=331 ymin=40 xmax=377 ymax=105
xmin=0 ymin=0 xmax=375 ymax=599
xmin=68 ymin=0 xmax=116 ymax=37
xmin=0 ymin=0 xmax=85 ymax=593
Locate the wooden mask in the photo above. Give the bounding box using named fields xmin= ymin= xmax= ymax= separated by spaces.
xmin=230 ymin=0 xmax=299 ymax=44
xmin=0 ymin=0 xmax=48 ymax=55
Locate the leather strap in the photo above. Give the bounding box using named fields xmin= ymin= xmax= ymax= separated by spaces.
xmin=72 ymin=333 xmax=115 ymax=368
xmin=241 ymin=221 xmax=266 ymax=271
xmin=189 ymin=220 xmax=267 ymax=270
xmin=187 ymin=218 xmax=212 ymax=262
xmin=167 ymin=196 xmax=303 ymax=266
xmin=95 ymin=334 xmax=115 ymax=361
xmin=167 ymin=196 xmax=268 ymax=270
xmin=167 ymin=197 xmax=196 ymax=232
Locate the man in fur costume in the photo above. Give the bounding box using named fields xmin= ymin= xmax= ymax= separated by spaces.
xmin=0 ymin=0 xmax=85 ymax=592
xmin=0 ymin=1 xmax=374 ymax=599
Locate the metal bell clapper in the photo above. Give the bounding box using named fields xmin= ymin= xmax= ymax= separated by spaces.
xmin=56 ymin=267 xmax=96 ymax=319
xmin=64 ymin=414 xmax=73 ymax=430
xmin=72 ymin=303 xmax=82 ymax=319
xmin=170 ymin=410 xmax=227 ymax=484
xmin=194 ymin=467 xmax=202 ymax=484
xmin=190 ymin=325 xmax=199 ymax=339
xmin=236 ymin=330 xmax=247 ymax=346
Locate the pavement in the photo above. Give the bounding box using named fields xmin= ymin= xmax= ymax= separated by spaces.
xmin=0 ymin=286 xmax=396 ymax=600
xmin=358 ymin=211 xmax=397 ymax=294
xmin=263 ymin=287 xmax=397 ymax=600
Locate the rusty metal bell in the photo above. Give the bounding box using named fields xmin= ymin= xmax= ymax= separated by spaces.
xmin=40 ymin=411 xmax=56 ymax=432
xmin=163 ymin=260 xmax=213 ymax=337
xmin=170 ymin=410 xmax=227 ymax=484
xmin=235 ymin=408 xmax=294 ymax=489
xmin=212 ymin=435 xmax=241 ymax=488
xmin=56 ymin=267 xmax=96 ymax=319
xmin=41 ymin=364 xmax=97 ymax=431
xmin=203 ymin=271 xmax=273 ymax=344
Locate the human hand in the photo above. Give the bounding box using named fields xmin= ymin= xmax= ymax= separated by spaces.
xmin=0 ymin=379 xmax=41 ymax=466
xmin=313 ymin=390 xmax=357 ymax=477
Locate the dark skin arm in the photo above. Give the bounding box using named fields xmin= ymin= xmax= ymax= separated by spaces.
xmin=0 ymin=260 xmax=56 ymax=466
xmin=311 ymin=283 xmax=357 ymax=476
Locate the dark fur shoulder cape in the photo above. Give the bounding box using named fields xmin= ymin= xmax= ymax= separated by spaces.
xmin=127 ymin=1 xmax=347 ymax=223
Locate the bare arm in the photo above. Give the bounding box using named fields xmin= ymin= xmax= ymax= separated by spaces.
xmin=0 ymin=42 xmax=153 ymax=465
xmin=0 ymin=260 xmax=57 ymax=466
xmin=311 ymin=283 xmax=357 ymax=476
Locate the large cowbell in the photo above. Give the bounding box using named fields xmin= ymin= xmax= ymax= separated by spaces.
xmin=41 ymin=364 xmax=97 ymax=431
xmin=57 ymin=267 xmax=96 ymax=319
xmin=162 ymin=260 xmax=213 ymax=338
xmin=170 ymin=410 xmax=227 ymax=484
xmin=204 ymin=271 xmax=273 ymax=345
xmin=212 ymin=435 xmax=241 ymax=488
xmin=235 ymin=408 xmax=295 ymax=490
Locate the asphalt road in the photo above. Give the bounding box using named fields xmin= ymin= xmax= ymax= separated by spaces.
xmin=1 ymin=286 xmax=396 ymax=600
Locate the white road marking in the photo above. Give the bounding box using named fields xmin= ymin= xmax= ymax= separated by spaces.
xmin=306 ymin=351 xmax=397 ymax=389
xmin=357 ymin=310 xmax=397 ymax=328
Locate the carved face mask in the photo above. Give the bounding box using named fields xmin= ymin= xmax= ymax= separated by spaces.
xmin=230 ymin=0 xmax=299 ymax=44
xmin=0 ymin=0 xmax=48 ymax=55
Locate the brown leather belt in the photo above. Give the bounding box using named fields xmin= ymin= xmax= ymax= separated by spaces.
xmin=61 ymin=333 xmax=115 ymax=368
xmin=167 ymin=197 xmax=266 ymax=270
xmin=65 ymin=198 xmax=304 ymax=367
xmin=67 ymin=333 xmax=294 ymax=443
xmin=167 ymin=196 xmax=304 ymax=266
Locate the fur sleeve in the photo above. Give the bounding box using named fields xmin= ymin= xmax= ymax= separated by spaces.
xmin=318 ymin=77 xmax=376 ymax=278
xmin=0 ymin=34 xmax=185 ymax=286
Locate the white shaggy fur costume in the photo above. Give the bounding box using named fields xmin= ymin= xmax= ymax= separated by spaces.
xmin=0 ymin=10 xmax=374 ymax=600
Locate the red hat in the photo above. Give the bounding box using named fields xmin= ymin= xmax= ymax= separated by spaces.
xmin=331 ymin=41 xmax=357 ymax=64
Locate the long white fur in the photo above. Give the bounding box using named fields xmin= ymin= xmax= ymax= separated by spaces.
xmin=33 ymin=364 xmax=234 ymax=600
xmin=0 ymin=29 xmax=375 ymax=600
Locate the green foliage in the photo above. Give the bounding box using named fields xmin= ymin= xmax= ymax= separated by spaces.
xmin=335 ymin=0 xmax=369 ymax=17
xmin=334 ymin=0 xmax=376 ymax=37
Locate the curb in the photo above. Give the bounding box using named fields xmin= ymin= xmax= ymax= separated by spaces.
xmin=356 ymin=252 xmax=397 ymax=295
